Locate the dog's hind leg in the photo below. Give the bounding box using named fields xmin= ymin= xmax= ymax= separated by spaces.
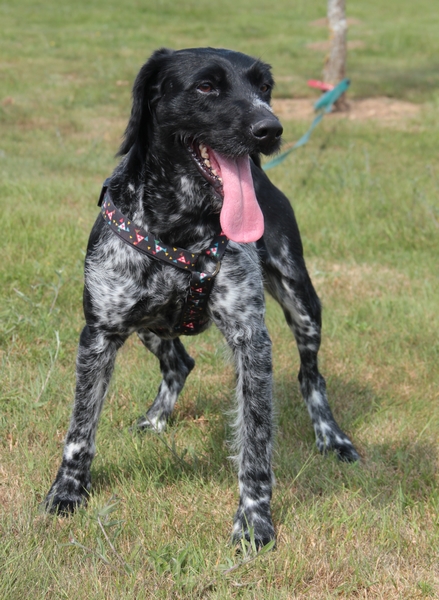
xmin=44 ymin=325 xmax=127 ymax=514
xmin=254 ymin=167 xmax=359 ymax=461
xmin=262 ymin=248 xmax=359 ymax=462
xmin=134 ymin=329 xmax=195 ymax=432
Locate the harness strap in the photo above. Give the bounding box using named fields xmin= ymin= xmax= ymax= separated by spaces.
xmin=99 ymin=183 xmax=228 ymax=335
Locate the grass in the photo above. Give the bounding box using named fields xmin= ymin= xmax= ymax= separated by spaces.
xmin=1 ymin=0 xmax=439 ymax=598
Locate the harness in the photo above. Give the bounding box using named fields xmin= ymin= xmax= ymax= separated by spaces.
xmin=98 ymin=180 xmax=229 ymax=336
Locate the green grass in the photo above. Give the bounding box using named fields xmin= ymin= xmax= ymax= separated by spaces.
xmin=1 ymin=0 xmax=439 ymax=598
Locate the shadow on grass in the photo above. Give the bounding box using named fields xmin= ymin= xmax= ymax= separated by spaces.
xmin=90 ymin=404 xmax=235 ymax=494
xmin=275 ymin=372 xmax=379 ymax=444
xmin=89 ymin=372 xmax=437 ymax=522
xmin=90 ymin=373 xmax=373 ymax=491
xmin=273 ymin=436 xmax=438 ymax=529
xmin=273 ymin=374 xmax=438 ymax=524
xmin=361 ymin=439 xmax=439 ymax=506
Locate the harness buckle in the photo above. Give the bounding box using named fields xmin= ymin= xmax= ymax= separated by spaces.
xmin=212 ymin=260 xmax=221 ymax=276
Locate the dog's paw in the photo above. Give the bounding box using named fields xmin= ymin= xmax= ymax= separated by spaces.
xmin=232 ymin=508 xmax=276 ymax=552
xmin=133 ymin=413 xmax=168 ymax=433
xmin=334 ymin=441 xmax=360 ymax=462
xmin=316 ymin=432 xmax=360 ymax=463
xmin=43 ymin=494 xmax=84 ymax=515
xmin=43 ymin=477 xmax=90 ymax=515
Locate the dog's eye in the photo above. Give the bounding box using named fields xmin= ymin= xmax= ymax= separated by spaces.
xmin=197 ymin=82 xmax=214 ymax=94
xmin=260 ymin=83 xmax=271 ymax=93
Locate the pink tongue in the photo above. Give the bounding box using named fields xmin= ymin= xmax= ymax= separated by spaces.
xmin=212 ymin=152 xmax=264 ymax=243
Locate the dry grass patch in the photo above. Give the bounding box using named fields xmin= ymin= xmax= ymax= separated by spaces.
xmin=272 ymin=97 xmax=422 ymax=127
xmin=308 ymin=260 xmax=412 ymax=302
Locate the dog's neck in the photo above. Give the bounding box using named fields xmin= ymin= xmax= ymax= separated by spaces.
xmin=110 ymin=149 xmax=222 ymax=251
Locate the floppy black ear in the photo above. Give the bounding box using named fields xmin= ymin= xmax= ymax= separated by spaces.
xmin=118 ymin=48 xmax=174 ymax=157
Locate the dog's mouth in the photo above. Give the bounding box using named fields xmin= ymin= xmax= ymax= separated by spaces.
xmin=189 ymin=141 xmax=224 ymax=197
xmin=188 ymin=140 xmax=264 ymax=243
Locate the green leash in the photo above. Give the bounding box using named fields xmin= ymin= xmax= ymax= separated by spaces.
xmin=263 ymin=78 xmax=350 ymax=171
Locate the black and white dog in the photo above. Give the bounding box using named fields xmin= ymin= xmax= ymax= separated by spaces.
xmin=44 ymin=47 xmax=359 ymax=547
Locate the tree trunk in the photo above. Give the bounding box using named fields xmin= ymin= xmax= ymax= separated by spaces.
xmin=323 ymin=0 xmax=348 ymax=110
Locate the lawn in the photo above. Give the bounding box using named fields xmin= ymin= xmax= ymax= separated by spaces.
xmin=1 ymin=0 xmax=438 ymax=598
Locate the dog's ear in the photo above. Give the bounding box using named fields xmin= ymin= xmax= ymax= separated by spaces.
xmin=118 ymin=48 xmax=174 ymax=157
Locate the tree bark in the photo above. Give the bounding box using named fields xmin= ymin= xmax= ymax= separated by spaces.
xmin=323 ymin=0 xmax=348 ymax=110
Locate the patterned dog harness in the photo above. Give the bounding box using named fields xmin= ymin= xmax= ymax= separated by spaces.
xmin=98 ymin=180 xmax=229 ymax=335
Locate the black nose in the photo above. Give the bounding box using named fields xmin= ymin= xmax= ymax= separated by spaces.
xmin=251 ymin=117 xmax=283 ymax=147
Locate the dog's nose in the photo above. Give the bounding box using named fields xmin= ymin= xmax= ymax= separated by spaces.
xmin=251 ymin=117 xmax=283 ymax=147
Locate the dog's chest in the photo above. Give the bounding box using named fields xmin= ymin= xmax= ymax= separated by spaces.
xmin=85 ymin=234 xmax=194 ymax=334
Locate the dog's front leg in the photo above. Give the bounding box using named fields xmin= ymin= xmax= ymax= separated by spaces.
xmin=211 ymin=256 xmax=275 ymax=548
xmin=44 ymin=325 xmax=126 ymax=514
xmin=230 ymin=324 xmax=275 ymax=547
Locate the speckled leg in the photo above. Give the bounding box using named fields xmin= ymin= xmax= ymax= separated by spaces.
xmin=134 ymin=329 xmax=195 ymax=432
xmin=44 ymin=326 xmax=127 ymax=513
xmin=263 ymin=253 xmax=359 ymax=462
xmin=210 ymin=246 xmax=275 ymax=547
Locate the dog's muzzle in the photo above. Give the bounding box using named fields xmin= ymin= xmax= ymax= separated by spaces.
xmin=251 ymin=116 xmax=283 ymax=154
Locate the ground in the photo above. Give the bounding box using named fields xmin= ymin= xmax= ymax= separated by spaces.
xmin=272 ymin=97 xmax=421 ymax=126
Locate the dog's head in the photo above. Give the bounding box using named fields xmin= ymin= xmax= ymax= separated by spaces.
xmin=119 ymin=48 xmax=283 ymax=242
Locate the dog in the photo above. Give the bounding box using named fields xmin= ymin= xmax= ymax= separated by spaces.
xmin=44 ymin=47 xmax=359 ymax=547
